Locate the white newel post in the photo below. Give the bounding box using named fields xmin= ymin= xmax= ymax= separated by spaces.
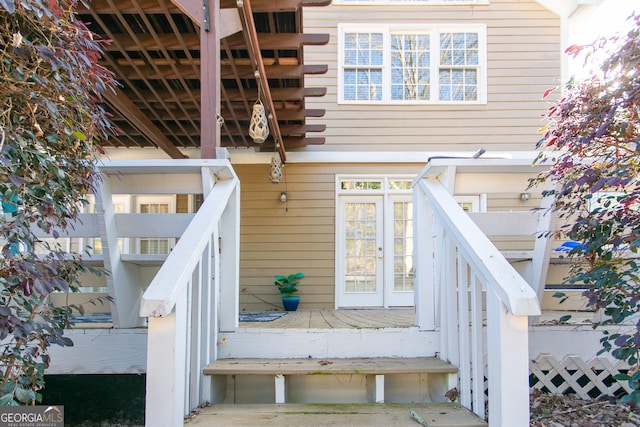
xmin=219 ymin=184 xmax=240 ymax=332
xmin=486 ymin=292 xmax=531 ymax=427
xmin=145 ymin=290 xmax=188 ymax=427
xmin=412 ymin=183 xmax=436 ymax=331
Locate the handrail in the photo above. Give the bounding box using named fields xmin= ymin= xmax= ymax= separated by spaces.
xmin=413 ymin=171 xmax=541 ymax=427
xmin=418 ymin=179 xmax=540 ymax=316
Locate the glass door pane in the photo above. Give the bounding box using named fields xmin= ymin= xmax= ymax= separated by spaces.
xmin=388 ymin=199 xmax=414 ymax=306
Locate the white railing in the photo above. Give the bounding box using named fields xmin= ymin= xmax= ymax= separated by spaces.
xmin=413 ymin=162 xmax=541 ymax=427
xmin=136 ymin=161 xmax=240 ymax=426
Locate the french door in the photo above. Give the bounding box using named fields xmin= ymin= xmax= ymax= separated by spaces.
xmin=336 ymin=176 xmax=415 ymax=308
xmin=338 ymin=197 xmax=385 ymax=307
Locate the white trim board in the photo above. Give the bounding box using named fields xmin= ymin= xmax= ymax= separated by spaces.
xmin=226 ymin=150 xmax=540 ymax=164
xmin=101 ymin=148 xmax=541 ymax=165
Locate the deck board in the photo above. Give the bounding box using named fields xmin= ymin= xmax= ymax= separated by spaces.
xmin=239 ymin=308 xmax=416 ymax=329
xmin=204 ymin=357 xmax=457 ymax=375
xmin=186 ymin=403 xmax=487 ymax=426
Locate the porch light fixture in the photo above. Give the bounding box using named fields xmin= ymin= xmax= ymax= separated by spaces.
xmin=280 ymin=192 xmax=287 ymax=203
xmin=249 ymin=70 xmax=269 ymax=143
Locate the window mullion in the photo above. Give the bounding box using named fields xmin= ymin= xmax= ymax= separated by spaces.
xmin=431 ymin=30 xmax=439 ymax=102
xmin=382 ymin=29 xmax=391 ymax=103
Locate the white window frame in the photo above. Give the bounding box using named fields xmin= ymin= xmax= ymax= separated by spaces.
xmin=455 ymin=194 xmax=487 ymax=213
xmin=338 ymin=23 xmax=487 ymax=105
xmin=84 ymin=194 xmax=131 ymax=255
xmin=135 ymin=195 xmax=176 ymax=255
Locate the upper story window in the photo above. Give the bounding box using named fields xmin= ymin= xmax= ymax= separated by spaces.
xmin=338 ymin=24 xmax=487 ymax=104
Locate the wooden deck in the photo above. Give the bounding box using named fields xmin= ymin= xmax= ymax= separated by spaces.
xmin=239 ymin=308 xmax=416 ymax=329
xmin=186 ymin=403 xmax=487 ymax=426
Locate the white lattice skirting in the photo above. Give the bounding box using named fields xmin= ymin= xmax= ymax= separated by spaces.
xmin=530 ymin=354 xmax=632 ymax=399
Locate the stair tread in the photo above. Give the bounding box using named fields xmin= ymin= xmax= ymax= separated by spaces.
xmin=203 ymin=356 xmax=457 ymax=375
xmin=186 ymin=403 xmax=487 ymax=426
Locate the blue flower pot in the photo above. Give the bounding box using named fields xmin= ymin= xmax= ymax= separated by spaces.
xmin=282 ymin=296 xmax=300 ymax=311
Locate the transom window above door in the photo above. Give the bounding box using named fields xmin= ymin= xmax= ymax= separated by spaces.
xmin=338 ymin=24 xmax=487 ymax=104
xmin=339 ymin=177 xmax=413 ymax=193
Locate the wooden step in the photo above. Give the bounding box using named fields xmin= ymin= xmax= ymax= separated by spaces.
xmin=204 ymin=357 xmax=458 ymax=405
xmin=204 ymin=357 xmax=457 ymax=376
xmin=185 ymin=403 xmax=487 ymax=426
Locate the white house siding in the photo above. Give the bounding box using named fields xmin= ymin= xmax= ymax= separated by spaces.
xmin=303 ymin=0 xmax=560 ymax=152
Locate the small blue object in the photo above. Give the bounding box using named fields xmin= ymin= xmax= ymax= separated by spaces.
xmin=555 ymin=241 xmax=584 ymax=252
xmin=1 ymin=194 xmax=18 ymax=214
xmin=1 ymin=195 xmax=19 ymax=253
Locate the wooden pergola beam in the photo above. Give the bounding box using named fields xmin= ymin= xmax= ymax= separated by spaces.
xmin=104 ymin=32 xmax=329 ymax=52
xmin=103 ymin=88 xmax=187 ymax=159
xmin=237 ymin=0 xmax=287 ymax=162
xmin=88 ymin=0 xmax=330 ymax=14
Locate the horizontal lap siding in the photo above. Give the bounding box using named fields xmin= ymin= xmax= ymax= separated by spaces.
xmin=236 ymin=163 xmax=424 ymax=311
xmin=304 ymin=0 xmax=560 ymax=152
xmin=237 ymin=163 xmax=336 ymax=311
xmin=237 ymin=163 xmax=543 ymax=311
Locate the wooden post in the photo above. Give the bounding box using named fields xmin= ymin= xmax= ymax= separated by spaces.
xmin=275 ymin=375 xmax=286 ymax=403
xmin=200 ymin=0 xmax=220 ymax=158
xmin=366 ymin=375 xmax=385 ymax=403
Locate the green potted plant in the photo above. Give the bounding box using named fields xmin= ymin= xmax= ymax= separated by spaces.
xmin=274 ymin=272 xmax=304 ymax=311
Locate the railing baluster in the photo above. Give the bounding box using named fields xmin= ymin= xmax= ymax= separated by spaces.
xmin=457 ymin=255 xmax=471 ymax=408
xmin=200 ymin=237 xmax=214 ymax=404
xmin=445 ymin=234 xmax=459 ymax=366
xmin=184 ymin=275 xmax=193 ymax=416
xmin=470 ymin=273 xmax=485 ymax=417
xmin=188 ymin=262 xmax=201 ymax=411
